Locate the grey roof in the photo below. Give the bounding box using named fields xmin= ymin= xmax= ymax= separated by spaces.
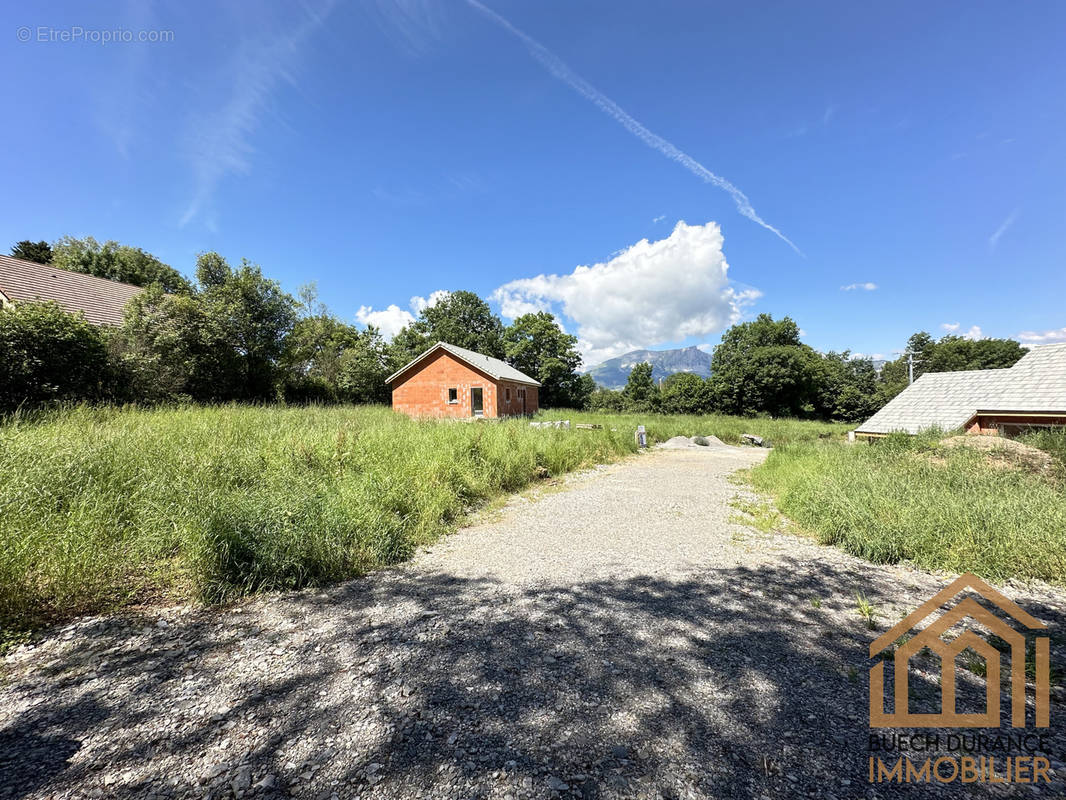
xmin=386 ymin=341 xmax=541 ymax=386
xmin=0 ymin=254 xmax=143 ymax=326
xmin=856 ymin=342 xmax=1066 ymax=434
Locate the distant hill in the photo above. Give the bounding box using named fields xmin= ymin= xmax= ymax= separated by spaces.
xmin=584 ymin=346 xmax=712 ymax=389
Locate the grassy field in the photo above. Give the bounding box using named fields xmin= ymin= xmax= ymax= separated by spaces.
xmin=0 ymin=404 xmax=842 ymax=634
xmin=535 ymin=409 xmax=849 ymax=446
xmin=748 ymin=432 xmax=1066 ymax=584
xmin=0 ymin=405 xmax=628 ymax=632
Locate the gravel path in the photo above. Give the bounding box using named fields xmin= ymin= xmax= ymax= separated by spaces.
xmin=2 ymin=446 xmax=1064 ymax=800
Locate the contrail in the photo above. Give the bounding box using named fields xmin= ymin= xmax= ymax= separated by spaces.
xmin=465 ymin=0 xmax=802 ymax=255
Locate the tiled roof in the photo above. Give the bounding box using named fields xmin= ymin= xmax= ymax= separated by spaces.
xmin=856 ymin=342 xmax=1066 ymax=434
xmin=387 ymin=341 xmax=541 ymax=386
xmin=0 ymin=254 xmax=142 ymax=326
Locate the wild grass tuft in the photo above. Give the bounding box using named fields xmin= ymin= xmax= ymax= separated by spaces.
xmin=855 ymin=591 xmax=877 ymax=630
xmin=749 ymin=434 xmax=1066 ymax=584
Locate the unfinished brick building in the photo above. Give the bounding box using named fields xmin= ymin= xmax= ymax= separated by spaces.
xmin=387 ymin=341 xmax=540 ymax=419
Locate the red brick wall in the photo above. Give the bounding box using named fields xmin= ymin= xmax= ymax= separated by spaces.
xmin=966 ymin=414 xmax=1066 ymax=435
xmin=391 ymin=350 xmax=499 ymax=418
xmin=496 ymin=381 xmax=539 ymax=416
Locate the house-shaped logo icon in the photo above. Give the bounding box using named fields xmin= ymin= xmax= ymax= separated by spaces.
xmin=869 ymin=573 xmax=1050 ymax=728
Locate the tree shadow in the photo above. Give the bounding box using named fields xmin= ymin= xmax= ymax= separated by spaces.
xmin=1 ymin=559 xmax=1062 ymax=798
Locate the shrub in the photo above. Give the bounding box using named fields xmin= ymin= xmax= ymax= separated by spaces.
xmin=0 ymin=301 xmax=111 ymax=412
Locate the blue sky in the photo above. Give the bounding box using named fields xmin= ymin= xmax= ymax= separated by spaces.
xmin=2 ymin=1 xmax=1064 ymax=364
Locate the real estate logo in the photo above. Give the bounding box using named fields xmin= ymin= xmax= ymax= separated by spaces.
xmin=866 ymin=573 xmax=1053 ymax=786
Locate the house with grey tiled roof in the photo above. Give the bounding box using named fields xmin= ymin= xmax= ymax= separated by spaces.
xmin=855 ymin=342 xmax=1066 ymax=437
xmin=0 ymin=254 xmax=142 ymax=326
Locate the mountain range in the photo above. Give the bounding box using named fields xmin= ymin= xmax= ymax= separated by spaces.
xmin=584 ymin=346 xmax=713 ymax=389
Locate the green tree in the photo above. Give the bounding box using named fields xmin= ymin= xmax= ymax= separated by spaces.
xmin=926 ymin=336 xmax=1025 ymax=373
xmin=280 ymin=285 xmax=363 ymax=400
xmin=661 ymin=372 xmax=713 ymax=414
xmin=196 ymin=253 xmax=298 ymax=400
xmin=51 ymin=236 xmax=192 ymax=293
xmin=622 ymin=362 xmax=660 ymax=412
xmin=503 ymin=311 xmax=589 ymax=408
xmin=388 ymin=324 xmax=433 ymax=371
xmin=819 ymin=351 xmax=880 ymax=422
xmin=0 ymin=301 xmax=110 ymax=411
xmin=708 ymin=314 xmax=826 ymax=417
xmin=336 ymin=327 xmax=392 ymax=404
xmin=10 ymin=240 xmax=53 ymax=264
xmin=392 ymin=291 xmax=505 ymax=365
xmin=112 ymin=285 xmax=220 ymax=402
xmin=588 ymin=386 xmax=625 ymax=411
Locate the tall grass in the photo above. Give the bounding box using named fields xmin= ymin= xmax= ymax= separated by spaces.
xmin=1019 ymin=428 xmax=1066 ymax=480
xmin=749 ymin=433 xmax=1066 ymax=583
xmin=1 ymin=404 xmax=639 ymax=631
xmin=535 ymin=409 xmax=848 ymax=445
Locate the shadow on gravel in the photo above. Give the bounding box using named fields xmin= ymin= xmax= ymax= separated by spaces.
xmin=1 ymin=559 xmax=1062 ymax=799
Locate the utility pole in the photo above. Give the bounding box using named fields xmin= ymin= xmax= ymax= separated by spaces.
xmin=894 ymin=351 xmax=923 ymax=385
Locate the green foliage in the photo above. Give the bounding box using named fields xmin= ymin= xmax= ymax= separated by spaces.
xmin=749 ymin=436 xmax=1066 ymax=583
xmin=708 ymin=314 xmax=825 ymax=417
xmin=392 ymin=290 xmax=505 ymax=364
xmin=196 ymin=254 xmax=298 ymax=400
xmin=111 ymin=253 xmax=297 ymax=402
xmin=10 ymin=240 xmax=53 ymax=264
xmin=0 ymin=405 xmax=639 ymax=630
xmin=281 ymin=313 xmax=361 ymax=400
xmin=588 ymin=386 xmax=626 ymax=411
xmin=503 ymin=311 xmax=589 ymax=408
xmin=51 ymin=235 xmax=191 ymax=293
xmin=622 ymin=362 xmax=659 ymax=411
xmin=335 ymin=328 xmax=391 ymax=404
xmin=278 ymin=285 xmax=388 ymax=403
xmin=661 ymin=371 xmax=713 ymax=414
xmin=0 ymin=302 xmax=111 ymax=412
xmin=819 ymin=351 xmax=881 ymax=422
xmin=111 ymin=286 xmax=220 ymax=402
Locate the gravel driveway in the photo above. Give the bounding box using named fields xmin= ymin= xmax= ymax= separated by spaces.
xmin=2 ymin=446 xmax=1064 ymax=799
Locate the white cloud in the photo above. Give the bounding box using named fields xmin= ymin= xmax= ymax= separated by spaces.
xmin=493 ymin=220 xmax=758 ymax=365
xmin=940 ymin=322 xmax=984 ymax=340
xmin=840 ymin=282 xmax=878 ymax=291
xmin=652 ymin=214 xmax=666 ymax=224
xmin=355 ymin=304 xmax=415 ymax=339
xmin=410 ymin=290 xmax=450 ymax=314
xmin=356 ymin=290 xmax=450 ymax=339
xmin=696 ymin=343 xmax=715 ymax=353
xmin=989 ymin=209 xmax=1019 ymax=249
xmin=1017 ymin=327 xmax=1066 ymax=345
